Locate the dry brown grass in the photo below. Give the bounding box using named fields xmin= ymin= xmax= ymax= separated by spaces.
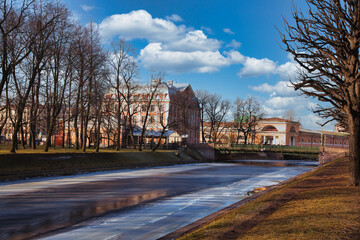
xmin=180 ymin=158 xmax=360 ymax=240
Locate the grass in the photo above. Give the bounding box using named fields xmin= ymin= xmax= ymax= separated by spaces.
xmin=0 ymin=145 xmax=172 ymax=154
xmin=180 ymin=158 xmax=360 ymax=240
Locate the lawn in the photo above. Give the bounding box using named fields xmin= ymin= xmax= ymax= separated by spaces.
xmin=180 ymin=158 xmax=360 ymax=240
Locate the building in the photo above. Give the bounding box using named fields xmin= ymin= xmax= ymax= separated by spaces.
xmin=104 ymin=79 xmax=200 ymax=146
xmin=201 ymin=117 xmax=349 ymax=149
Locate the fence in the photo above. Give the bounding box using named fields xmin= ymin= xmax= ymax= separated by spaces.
xmin=228 ymin=144 xmax=320 ymax=153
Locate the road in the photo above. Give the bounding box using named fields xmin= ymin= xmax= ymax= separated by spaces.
xmin=0 ymin=161 xmax=316 ymax=240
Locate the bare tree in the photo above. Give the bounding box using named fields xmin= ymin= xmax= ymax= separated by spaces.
xmin=280 ymin=0 xmax=360 ymax=186
xmin=282 ymin=109 xmax=297 ymax=121
xmin=195 ymin=89 xmax=210 ymax=143
xmin=138 ymin=73 xmax=164 ymax=151
xmin=0 ymin=0 xmax=35 ymax=100
xmin=205 ymin=93 xmax=230 ymax=146
xmin=71 ymin=26 xmax=87 ymax=150
xmin=8 ymin=1 xmax=64 ymax=153
xmin=152 ymin=92 xmax=176 ymax=151
xmin=43 ymin=4 xmax=72 ymax=152
xmin=108 ymin=39 xmax=138 ymax=150
xmin=233 ymin=96 xmax=265 ymax=145
xmin=81 ymin=23 xmax=106 ymax=152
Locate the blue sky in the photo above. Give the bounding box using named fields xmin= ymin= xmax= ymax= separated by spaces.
xmin=62 ymin=0 xmax=332 ymax=130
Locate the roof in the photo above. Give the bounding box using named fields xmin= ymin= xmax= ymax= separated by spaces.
xmin=299 ymin=129 xmax=321 ymax=134
xmin=260 ymin=117 xmax=300 ymax=124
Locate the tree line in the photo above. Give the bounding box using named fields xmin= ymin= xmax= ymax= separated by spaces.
xmin=195 ymin=90 xmax=265 ymax=146
xmin=0 ymin=0 xmax=173 ymax=153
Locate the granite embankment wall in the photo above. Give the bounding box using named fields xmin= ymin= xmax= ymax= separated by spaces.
xmin=319 ymin=147 xmax=349 ymax=165
xmin=188 ymin=144 xmax=215 ymax=160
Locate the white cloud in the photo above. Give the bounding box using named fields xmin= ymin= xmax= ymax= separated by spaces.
xmin=98 ymin=10 xmax=248 ymax=73
xmin=99 ymin=10 xmax=267 ymax=74
xmin=80 ymin=5 xmax=95 ymax=12
xmin=163 ymin=30 xmax=221 ymax=52
xmin=224 ymin=50 xmax=246 ymax=64
xmin=277 ymin=61 xmax=298 ymax=80
xmin=201 ymin=26 xmax=214 ymax=35
xmin=226 ymin=39 xmax=241 ymax=49
xmin=99 ymin=10 xmax=186 ymax=41
xmin=252 ymin=80 xmax=329 ymax=130
xmin=299 ymin=114 xmax=334 ymax=131
xmin=237 ymin=54 xmax=300 ymax=80
xmin=266 ymin=96 xmax=300 ymax=110
xmin=250 ymin=81 xmax=295 ymax=97
xmin=223 ymin=28 xmax=235 ymax=34
xmin=139 ymin=43 xmax=232 ymax=73
xmin=165 ymin=14 xmax=183 ymax=22
xmin=237 ymin=57 xmax=277 ymax=78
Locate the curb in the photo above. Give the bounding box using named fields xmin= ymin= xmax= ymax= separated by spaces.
xmin=158 ymin=162 xmax=327 ymax=240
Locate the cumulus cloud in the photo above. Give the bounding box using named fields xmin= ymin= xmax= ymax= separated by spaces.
xmin=237 ymin=54 xmax=300 ymax=80
xmin=238 ymin=57 xmax=277 ymax=78
xmin=226 ymin=39 xmax=241 ymax=49
xmin=223 ymin=28 xmax=235 ymax=34
xmin=99 ymin=10 xmax=186 ymax=41
xmin=250 ymin=81 xmax=295 ymax=97
xmin=163 ymin=30 xmax=221 ymax=52
xmin=98 ymin=10 xmax=249 ymax=73
xmin=299 ymin=114 xmax=334 ymax=130
xmin=139 ymin=43 xmax=232 ymax=73
xmin=251 ymin=80 xmax=328 ymax=130
xmin=80 ymin=5 xmax=95 ymax=12
xmin=165 ymin=14 xmax=183 ymax=22
xmin=100 ymin=10 xmax=298 ymax=75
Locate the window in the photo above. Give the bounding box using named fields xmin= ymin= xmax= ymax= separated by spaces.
xmin=141 ymin=105 xmax=147 ymax=112
xmin=149 ymin=115 xmax=155 ymax=124
xmin=150 ymin=104 xmax=155 ymax=112
xmin=159 ymin=104 xmax=164 ymax=112
xmin=141 ymin=116 xmax=146 ymax=123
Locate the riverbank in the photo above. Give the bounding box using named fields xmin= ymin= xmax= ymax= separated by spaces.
xmin=179 ymin=157 xmax=360 ymax=240
xmin=0 ymin=149 xmax=205 ymax=181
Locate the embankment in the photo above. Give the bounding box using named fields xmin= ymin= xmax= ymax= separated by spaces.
xmin=0 ymin=150 xmax=204 ymax=181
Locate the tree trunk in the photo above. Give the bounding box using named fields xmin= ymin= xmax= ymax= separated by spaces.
xmin=348 ymin=114 xmax=360 ymax=186
xmin=10 ymin=122 xmax=20 ymax=153
xmin=20 ymin=125 xmax=26 ymax=149
xmin=44 ymin=120 xmax=55 ymax=152
xmin=116 ymin=115 xmax=121 ymax=151
xmin=152 ymin=129 xmax=166 ymax=152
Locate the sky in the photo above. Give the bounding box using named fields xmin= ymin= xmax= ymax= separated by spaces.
xmin=62 ymin=0 xmax=334 ymax=131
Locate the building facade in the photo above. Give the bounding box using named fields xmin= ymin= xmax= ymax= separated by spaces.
xmin=201 ymin=117 xmax=349 ymax=149
xmin=104 ymin=79 xmax=200 ymax=146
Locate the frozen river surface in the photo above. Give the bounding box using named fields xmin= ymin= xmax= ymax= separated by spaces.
xmin=0 ymin=161 xmax=316 ymax=240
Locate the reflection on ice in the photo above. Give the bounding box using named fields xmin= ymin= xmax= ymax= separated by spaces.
xmin=40 ymin=165 xmax=312 ymax=240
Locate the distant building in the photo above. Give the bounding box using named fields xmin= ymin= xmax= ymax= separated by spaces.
xmin=201 ymin=117 xmax=349 ymax=149
xmin=105 ymin=80 xmax=200 ymax=146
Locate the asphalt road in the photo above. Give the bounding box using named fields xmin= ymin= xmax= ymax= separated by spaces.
xmin=0 ymin=161 xmax=315 ymax=240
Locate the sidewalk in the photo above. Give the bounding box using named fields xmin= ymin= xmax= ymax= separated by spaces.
xmin=179 ymin=158 xmax=360 ymax=240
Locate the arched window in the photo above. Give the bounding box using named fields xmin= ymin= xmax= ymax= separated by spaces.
xmin=262 ymin=125 xmax=278 ymax=131
xmin=290 ymin=126 xmax=296 ymax=132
